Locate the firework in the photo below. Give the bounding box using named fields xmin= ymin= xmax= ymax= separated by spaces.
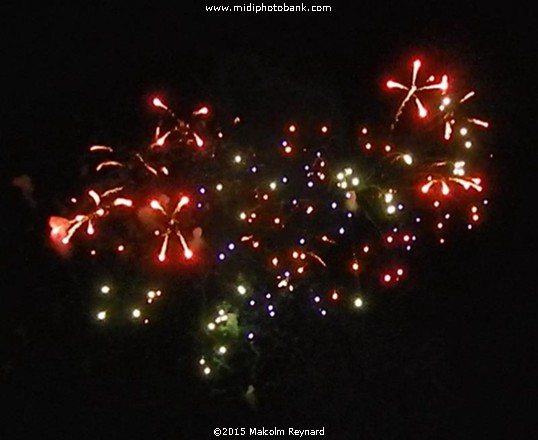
xmin=386 ymin=59 xmax=448 ymax=128
xmin=47 ymin=58 xmax=492 ymax=380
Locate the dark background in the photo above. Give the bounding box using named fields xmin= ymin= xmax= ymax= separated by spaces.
xmin=1 ymin=3 xmax=535 ymax=439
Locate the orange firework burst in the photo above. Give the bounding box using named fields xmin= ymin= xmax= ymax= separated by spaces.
xmin=386 ymin=59 xmax=448 ymax=128
xmin=440 ymin=91 xmax=490 ymax=141
xmin=420 ymin=175 xmax=483 ymax=196
xmin=49 ymin=187 xmax=133 ymax=246
xmin=149 ymin=195 xmax=194 ymax=263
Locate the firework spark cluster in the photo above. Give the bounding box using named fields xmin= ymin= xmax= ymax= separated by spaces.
xmin=49 ymin=58 xmax=491 ymax=378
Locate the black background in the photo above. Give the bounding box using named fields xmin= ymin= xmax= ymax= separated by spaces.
xmin=1 ymin=3 xmax=535 ymax=439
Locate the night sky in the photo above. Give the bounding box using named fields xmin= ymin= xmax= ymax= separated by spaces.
xmin=2 ymin=3 xmax=535 ymax=439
